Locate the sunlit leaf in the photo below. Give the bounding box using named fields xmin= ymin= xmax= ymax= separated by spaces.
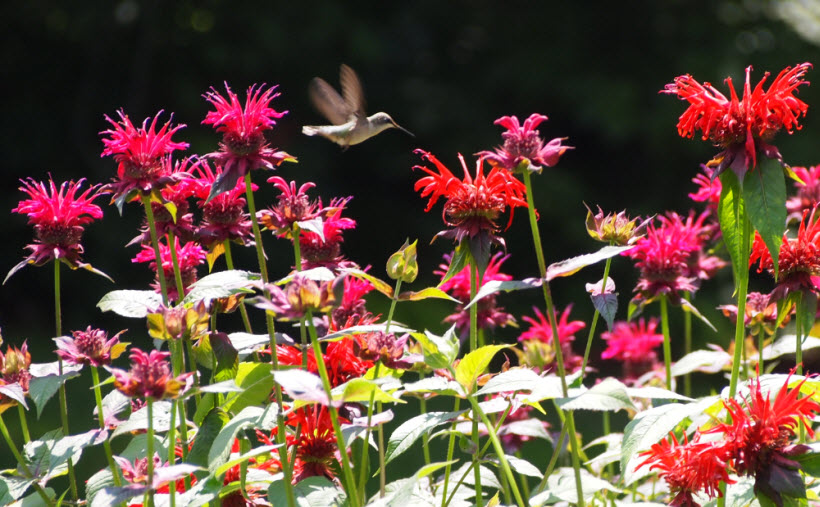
xmin=97 ymin=290 xmax=162 ymax=318
xmin=545 ymin=245 xmax=635 ymax=281
xmin=384 ymin=410 xmax=466 ymax=465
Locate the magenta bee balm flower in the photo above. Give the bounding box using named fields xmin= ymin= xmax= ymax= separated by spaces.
xmin=107 ymin=348 xmax=192 ymax=400
xmin=55 ymin=327 xmax=126 ymax=368
xmin=479 ymin=113 xmax=571 ymax=174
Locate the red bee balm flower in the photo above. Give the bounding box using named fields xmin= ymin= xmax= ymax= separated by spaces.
xmin=100 ymin=110 xmax=189 ymax=209
xmin=133 ymin=237 xmax=206 ymax=302
xmin=479 ymin=113 xmax=571 ymax=174
xmin=662 ymin=63 xmax=811 ymax=178
xmin=202 ymin=83 xmax=295 ymax=200
xmin=298 ymin=197 xmax=357 ymax=270
xmin=414 ymin=149 xmax=527 ymax=246
xmin=8 ymin=177 xmax=107 ymax=282
xmin=191 ymin=160 xmax=255 ymax=248
xmin=107 ymin=348 xmax=192 ymax=400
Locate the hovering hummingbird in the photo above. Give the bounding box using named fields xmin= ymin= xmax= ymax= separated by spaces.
xmin=302 ymin=64 xmax=413 ymax=148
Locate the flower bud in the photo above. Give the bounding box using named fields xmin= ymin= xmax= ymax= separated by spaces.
xmin=386 ymin=239 xmax=419 ymax=283
xmin=585 ymin=204 xmax=649 ymax=246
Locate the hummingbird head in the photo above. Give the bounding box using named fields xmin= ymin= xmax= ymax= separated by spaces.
xmin=370 ymin=112 xmax=414 ymax=137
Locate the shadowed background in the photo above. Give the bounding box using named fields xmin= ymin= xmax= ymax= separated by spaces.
xmin=3 ymin=0 xmax=820 ymax=490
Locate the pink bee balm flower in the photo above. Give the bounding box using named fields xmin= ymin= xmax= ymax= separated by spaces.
xmin=479 ymin=113 xmax=572 ymax=174
xmin=662 ymin=63 xmax=811 ymax=178
xmin=689 ymin=165 xmax=722 ymax=210
xmin=107 ymin=348 xmax=192 ymax=400
xmin=55 ymin=326 xmax=126 ymax=368
xmin=7 ymin=177 xmax=107 ymax=282
xmin=100 ymin=110 xmax=189 ymax=210
xmin=787 ymin=164 xmax=820 ymax=223
xmin=133 ymin=237 xmax=206 ymax=302
xmin=331 ymin=271 xmax=376 ymax=330
xmin=258 ymin=176 xmax=320 ymax=238
xmin=202 ymin=83 xmax=295 ymax=200
xmin=518 ymin=305 xmax=584 ymax=373
xmin=414 ymin=149 xmax=527 ymax=246
xmin=601 ymin=318 xmax=664 ymax=382
xmin=299 ymin=197 xmax=357 ymax=270
xmin=191 ymin=159 xmax=255 ymax=248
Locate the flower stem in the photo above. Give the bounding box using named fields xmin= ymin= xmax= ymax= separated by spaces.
xmin=659 ymin=294 xmax=673 ymax=391
xmin=580 ymin=255 xmax=613 ymax=379
xmin=145 ymin=397 xmax=155 ymax=507
xmin=0 ymin=412 xmax=54 ymax=506
xmin=796 ymin=292 xmax=804 ymax=376
xmin=244 ymin=173 xmax=296 ymax=507
xmin=728 ymin=213 xmax=751 ymax=398
xmin=468 ymin=262 xmax=482 ymax=506
xmin=683 ymin=291 xmax=693 ymax=397
xmin=140 ymin=192 xmax=170 ymax=306
xmin=223 ymin=240 xmax=254 ymax=334
xmin=439 ymin=397 xmax=461 ymax=507
xmin=522 ymin=170 xmax=584 ymax=507
xmin=53 ymin=260 xmax=78 ymax=500
xmin=357 ymin=361 xmax=381 ymax=498
xmin=305 ymin=313 xmax=361 ymax=507
xmin=90 ymin=365 xmax=122 ymax=487
xmin=16 ymin=404 xmax=29 ymax=444
xmin=167 ymin=231 xmax=186 ymax=303
xmin=536 ymin=423 xmax=567 ymax=494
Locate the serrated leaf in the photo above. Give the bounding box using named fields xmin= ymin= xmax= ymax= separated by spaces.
xmin=25 ymin=429 xmax=106 ymax=481
xmin=679 ymin=297 xmax=717 ymax=332
xmin=320 ymin=324 xmax=414 ymax=343
xmin=268 ymin=476 xmax=347 ymax=507
xmin=341 ymin=268 xmax=394 ymax=298
xmin=501 ymin=455 xmax=542 ymax=478
xmin=384 ymin=410 xmax=466 ymax=464
xmin=367 ymin=461 xmax=457 ymax=507
xmin=764 ymin=334 xmax=820 ymax=360
xmin=438 ymin=242 xmax=471 ymax=286
xmin=798 ymin=291 xmax=818 ymax=344
xmin=397 ymin=286 xmax=460 ymax=303
xmin=182 ymin=269 xmax=257 ymax=304
xmin=530 ymin=467 xmax=621 ymax=505
xmin=625 ymin=386 xmax=694 ymax=402
xmin=557 ymin=377 xmax=636 ymax=412
xmin=546 ymin=245 xmax=635 ymax=281
xmin=464 ymin=279 xmax=542 ymax=309
xmin=210 ymin=332 xmax=239 ymax=383
xmin=331 ymin=378 xmax=404 ymax=405
xmin=745 ymin=157 xmax=787 ymax=279
xmin=222 ymin=362 xmax=273 ymax=414
xmin=413 ymin=327 xmax=459 ymax=370
xmin=475 ymin=367 xmax=543 ymax=396
xmin=591 ymin=292 xmax=618 ymax=331
xmin=96 ymin=290 xmax=162 ymax=318
xmin=112 ymin=401 xmax=173 ymax=437
xmin=297 ymin=217 xmax=326 ymax=240
xmin=454 ymin=344 xmax=510 ymax=393
xmin=719 ymin=170 xmax=751 ymax=289
xmin=0 ymin=383 xmax=27 ymax=411
xmin=402 ymin=376 xmax=465 ymax=397
xmin=797 ymin=452 xmax=820 ymax=478
xmin=187 ymin=408 xmax=229 ymax=470
xmin=207 ymin=405 xmax=277 ymax=472
xmin=273 ymin=369 xmax=330 ymax=405
xmin=671 ymin=349 xmax=732 ymax=377
xmin=28 ymin=366 xmax=80 ymax=418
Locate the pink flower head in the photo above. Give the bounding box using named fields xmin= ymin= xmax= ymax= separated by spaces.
xmin=114 ymin=453 xmax=164 ymax=485
xmin=107 ymin=348 xmax=192 ymax=400
xmin=479 ymin=113 xmax=572 ymax=173
xmin=8 ymin=177 xmax=107 ymax=281
xmin=299 ymin=197 xmax=357 ymax=270
xmin=201 ymin=83 xmax=295 ymax=201
xmin=191 ymin=159 xmax=254 ymax=248
xmin=259 ymin=176 xmax=320 ymax=238
xmin=662 ymin=63 xmax=811 ymax=179
xmin=601 ymin=318 xmax=664 ymax=381
xmin=133 ymin=237 xmax=206 ymax=302
xmin=787 ymin=165 xmax=820 ymax=222
xmin=55 ymin=326 xmax=126 ymax=368
xmin=414 ymin=149 xmax=527 ymax=247
xmin=689 ymin=165 xmax=722 ymax=210
xmin=331 ymin=272 xmax=376 ymax=330
xmin=100 ymin=110 xmax=189 ymax=210
xmin=0 ymin=342 xmax=31 ymax=394
xmin=256 ymin=273 xmax=341 ymax=321
xmin=719 ymin=292 xmax=785 ymax=337
xmin=518 ymin=305 xmax=584 ymax=375
xmin=750 ymin=205 xmax=820 ymax=302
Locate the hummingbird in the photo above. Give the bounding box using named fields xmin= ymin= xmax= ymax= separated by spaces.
xmin=302 ymin=64 xmax=413 ymax=148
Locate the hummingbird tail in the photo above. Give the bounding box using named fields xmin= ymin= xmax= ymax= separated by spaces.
xmin=301 ymin=125 xmax=320 ymax=136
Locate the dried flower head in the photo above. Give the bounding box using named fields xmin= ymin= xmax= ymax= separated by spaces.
xmin=55 ymin=327 xmax=127 ymax=367
xmin=108 ymin=348 xmax=193 ymax=400
xmin=584 ymin=204 xmax=649 ymax=246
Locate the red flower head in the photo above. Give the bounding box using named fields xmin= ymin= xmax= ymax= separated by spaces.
xmin=273 ymin=337 xmax=372 ymax=388
xmin=750 ymin=205 xmax=820 ymax=302
xmin=202 ymin=83 xmax=295 ymax=201
xmin=55 ymin=326 xmax=126 ymax=368
xmin=191 ymin=159 xmax=255 ymax=248
xmin=787 ymin=165 xmax=820 ymax=223
xmin=331 ymin=272 xmax=377 ymax=330
xmin=479 ymin=113 xmax=572 ymax=174
xmin=100 ymin=110 xmax=189 ymax=210
xmin=259 ymin=176 xmax=320 ymax=238
xmin=413 ymin=149 xmax=527 ymax=247
xmin=707 ymin=373 xmax=820 ymax=505
xmin=601 ymin=318 xmax=664 ymax=381
xmin=132 ymin=237 xmax=206 ymax=302
xmin=298 ymin=197 xmax=357 ymax=271
xmin=435 ymin=252 xmax=516 ymax=337
xmin=662 ymin=63 xmax=811 ymax=179
xmin=638 ymin=433 xmax=734 ymax=507
xmin=107 ymin=348 xmax=192 ymax=400
xmin=289 ymin=406 xmax=340 ymax=483
xmin=8 ymin=177 xmax=107 ymax=281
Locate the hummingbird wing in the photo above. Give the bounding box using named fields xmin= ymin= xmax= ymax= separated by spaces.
xmin=339 ymin=64 xmax=367 ymax=121
xmin=308 ymin=76 xmax=352 ymax=125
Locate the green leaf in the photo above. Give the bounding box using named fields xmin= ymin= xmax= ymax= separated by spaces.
xmin=273 ymin=369 xmax=330 ymax=405
xmin=384 ymin=410 xmax=466 ymax=464
xmin=112 ymin=401 xmax=173 ymax=437
xmin=320 ymin=324 xmax=414 ymax=343
xmin=464 ymin=279 xmax=542 ymax=309
xmin=28 ymin=362 xmax=82 ymax=419
xmin=397 ymin=287 xmax=460 ymax=303
xmin=403 ymin=376 xmax=464 ymax=397
xmin=210 ymin=332 xmax=239 ymax=383
xmin=590 ymin=291 xmax=618 ymax=331
xmin=438 ymin=242 xmax=471 ymax=286
xmin=744 ymin=156 xmax=787 ymax=279
xmin=671 ymin=349 xmax=732 ymax=377
xmin=798 ymin=291 xmax=818 ymax=345
xmin=764 ymin=334 xmax=820 ymax=360
xmin=679 ymin=297 xmax=717 ymax=332
xmin=268 ymin=475 xmax=348 ymax=507
xmin=796 ymin=451 xmax=820 ymax=478
xmin=530 ymin=467 xmax=621 ymax=505
xmin=96 ymin=290 xmax=162 ymax=318
xmin=182 ymin=270 xmax=257 ymax=304
xmin=367 ymin=461 xmax=457 ymax=507
xmin=454 ymin=344 xmax=510 ymax=393
xmin=208 ymin=405 xmax=277 ymax=473
xmin=332 ymin=378 xmax=404 ymax=405
xmin=546 ymin=245 xmax=635 ymax=281
xmin=413 ymin=327 xmax=460 ymax=370
xmin=341 ymin=268 xmax=394 ymax=298
xmin=718 ymin=170 xmax=751 ymax=289
xmin=221 ymin=362 xmax=273 ymax=414
xmin=25 ymin=429 xmax=105 ymax=481
xmin=475 ymin=367 xmax=543 ymax=396
xmin=186 ymin=408 xmax=229 ymax=470
xmin=557 ymin=377 xmax=636 ymax=412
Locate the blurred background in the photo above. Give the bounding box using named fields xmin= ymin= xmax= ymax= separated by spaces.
xmin=3 ymin=0 xmax=820 ymax=490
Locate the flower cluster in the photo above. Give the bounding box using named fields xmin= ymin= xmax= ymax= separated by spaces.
xmin=601 ymin=318 xmax=664 ymax=382
xmin=478 ymin=113 xmax=571 ymax=174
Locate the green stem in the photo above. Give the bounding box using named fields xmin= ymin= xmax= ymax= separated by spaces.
xmin=357 ymin=361 xmax=381 ymax=498
xmin=522 ymin=170 xmax=584 ymax=507
xmin=468 ymin=262 xmax=481 ymax=506
xmin=223 ymin=240 xmax=254 ymax=334
xmin=145 ymin=397 xmax=155 ymax=507
xmin=306 ymin=314 xmax=361 ymax=507
xmin=245 ymin=173 xmax=296 ymax=507
xmin=516 ymin=451 xmax=531 ymax=500
xmin=537 ymin=423 xmax=567 ymax=494
xmin=0 ymin=412 xmax=54 ymax=506
xmin=440 ymin=397 xmax=461 ymax=507
xmin=91 ymin=366 xmax=122 ymax=486
xmin=168 ymin=397 xmax=177 ymax=507
xmin=53 ymin=261 xmax=78 ymax=501
xmin=16 ymin=404 xmax=29 ymax=444
xmin=167 ymin=231 xmax=186 ymax=303
xmin=602 ymin=412 xmax=613 ymax=479
xmin=683 ymin=291 xmax=693 ymax=398
xmin=796 ymin=292 xmax=804 ymax=376
xmin=728 ymin=212 xmax=751 ymax=398
xmin=140 ymin=192 xmax=169 ymax=306
xmin=659 ymin=294 xmax=673 ymax=391
xmin=385 ymin=279 xmax=402 ymax=334
xmin=580 ymin=255 xmax=613 ymax=379
xmin=292 ymin=227 xmax=303 ymax=271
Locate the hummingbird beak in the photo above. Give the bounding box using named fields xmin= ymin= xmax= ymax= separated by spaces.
xmin=391 ymin=121 xmax=415 ymax=138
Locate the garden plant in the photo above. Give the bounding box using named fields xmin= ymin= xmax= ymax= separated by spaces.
xmin=3 ymin=62 xmax=820 ymax=507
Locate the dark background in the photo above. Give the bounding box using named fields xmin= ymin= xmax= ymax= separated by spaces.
xmin=2 ymin=0 xmax=820 ymax=491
